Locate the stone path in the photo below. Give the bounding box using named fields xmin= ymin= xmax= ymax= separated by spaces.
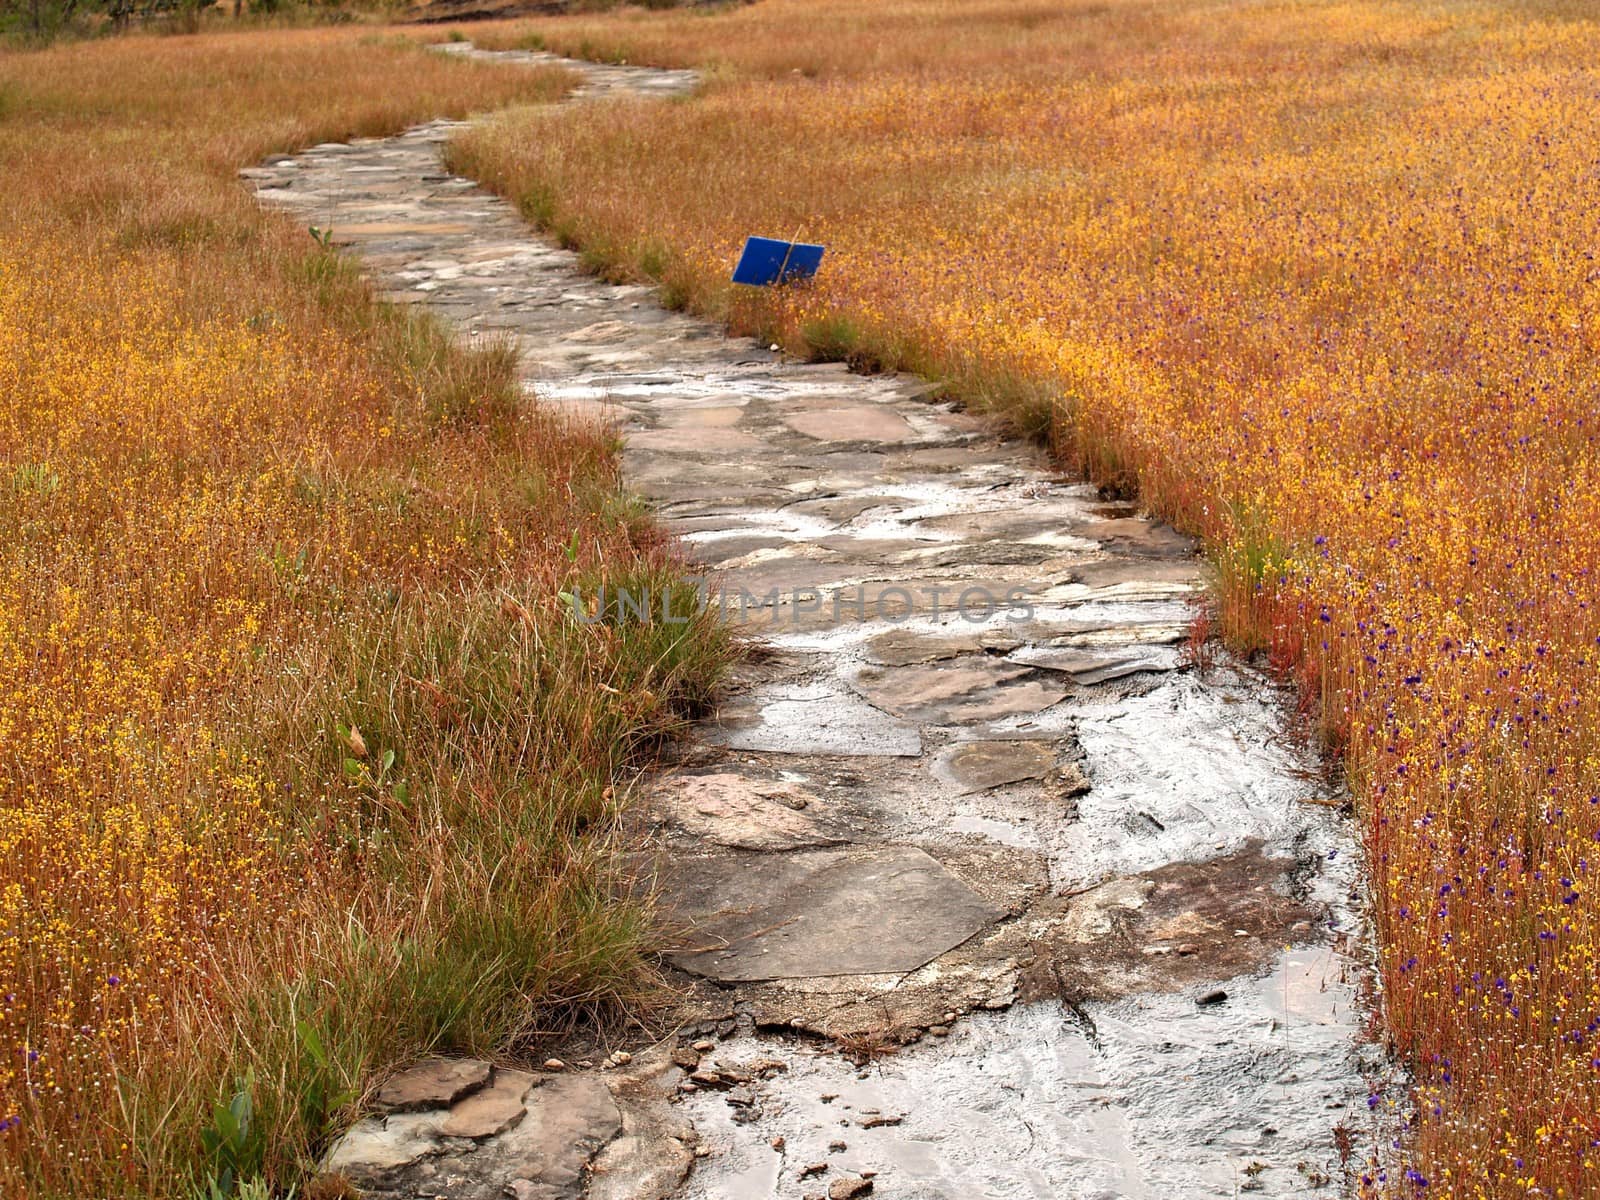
xmin=244 ymin=45 xmax=1380 ymax=1200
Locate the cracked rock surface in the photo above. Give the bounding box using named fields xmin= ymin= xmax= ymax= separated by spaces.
xmin=247 ymin=45 xmax=1380 ymax=1200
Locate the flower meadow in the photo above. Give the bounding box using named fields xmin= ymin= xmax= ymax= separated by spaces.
xmin=452 ymin=0 xmax=1600 ymax=1193
xmin=0 ymin=30 xmax=724 ymax=1197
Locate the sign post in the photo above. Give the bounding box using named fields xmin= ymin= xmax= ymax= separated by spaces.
xmin=731 ymin=236 xmax=826 ymax=286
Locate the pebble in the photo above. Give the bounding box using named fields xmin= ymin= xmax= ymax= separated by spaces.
xmin=693 ymin=1040 xmax=715 ymax=1052
xmin=829 ymin=1177 xmax=874 ymax=1199
xmin=541 ymin=1058 xmax=566 ymax=1071
xmin=800 ymin=1162 xmax=828 ymax=1179
xmin=1196 ymin=989 xmax=1229 ymax=1007
xmin=771 ymin=1136 xmax=786 ymax=1151
xmin=829 ymin=1139 xmax=847 ymax=1152
xmin=928 ymin=1025 xmax=949 ymax=1037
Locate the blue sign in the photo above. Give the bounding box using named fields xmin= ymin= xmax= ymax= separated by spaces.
xmin=731 ymin=236 xmax=826 ymax=286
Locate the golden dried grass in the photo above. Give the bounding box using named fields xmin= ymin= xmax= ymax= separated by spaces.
xmin=0 ymin=27 xmax=725 ymax=1197
xmin=451 ymin=2 xmax=1600 ymax=1193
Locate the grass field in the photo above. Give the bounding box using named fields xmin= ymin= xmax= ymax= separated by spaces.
xmin=0 ymin=29 xmax=726 ymax=1197
xmin=447 ymin=1 xmax=1600 ymax=1194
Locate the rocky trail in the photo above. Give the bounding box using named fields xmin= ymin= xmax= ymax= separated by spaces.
xmin=244 ymin=44 xmax=1381 ymax=1200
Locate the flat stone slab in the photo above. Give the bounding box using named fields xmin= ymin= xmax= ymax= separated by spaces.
xmin=663 ymin=405 xmax=746 ymax=428
xmin=786 ymin=492 xmax=913 ymax=523
xmin=851 ymin=659 xmax=1068 ymax=724
xmin=375 ymin=1058 xmax=491 ymax=1113
xmin=629 ymin=426 xmax=765 ymax=454
xmin=784 ymin=406 xmax=917 ymax=443
xmin=490 ymin=1074 xmax=621 ymax=1197
xmin=648 ymin=773 xmax=842 ymax=851
xmin=1065 ymin=558 xmax=1203 ymax=591
xmin=333 ymin=221 xmax=477 ymax=238
xmin=1090 ymin=516 xmax=1198 ymax=558
xmin=936 ymin=739 xmax=1058 ymax=794
xmin=861 ymin=628 xmax=1018 ymax=666
xmin=1048 ymin=622 xmax=1189 ymax=648
xmin=666 ymin=846 xmax=1003 ymax=982
xmin=563 ymin=319 xmax=634 ymax=343
xmin=326 ymin=1110 xmax=448 ymax=1175
xmin=441 ymin=1069 xmax=535 ymax=1139
xmin=707 ymin=686 xmax=922 ymax=757
xmin=326 ymin=1071 xmax=622 ymax=1200
xmin=710 ymin=553 xmax=856 ymax=603
xmin=1006 ymin=644 xmax=1182 ymax=684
